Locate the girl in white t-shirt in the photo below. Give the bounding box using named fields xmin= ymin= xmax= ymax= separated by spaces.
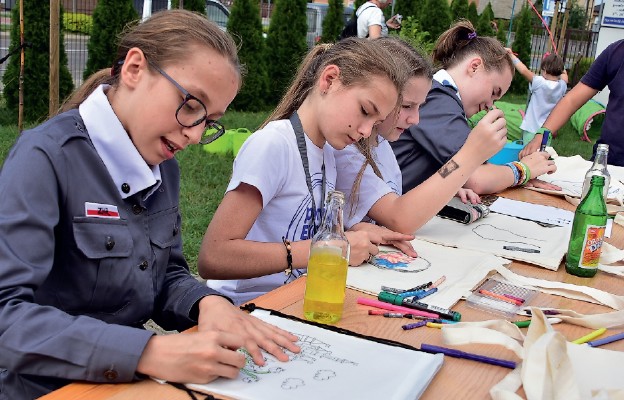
xmin=198 ymin=38 xmax=414 ymax=305
xmin=335 ymin=37 xmax=509 ymax=234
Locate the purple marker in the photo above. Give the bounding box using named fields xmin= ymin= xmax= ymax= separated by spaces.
xmin=402 ymin=321 xmax=428 ymax=330
xmin=420 ymin=343 xmax=517 ymax=369
xmin=540 ymin=130 xmax=551 ymax=152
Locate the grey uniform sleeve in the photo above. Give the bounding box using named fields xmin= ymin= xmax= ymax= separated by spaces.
xmin=392 ymin=83 xmax=471 ymax=192
xmin=0 ymin=134 xmax=152 ymax=383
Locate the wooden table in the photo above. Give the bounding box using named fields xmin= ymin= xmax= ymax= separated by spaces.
xmin=40 ymin=189 xmax=624 ymax=400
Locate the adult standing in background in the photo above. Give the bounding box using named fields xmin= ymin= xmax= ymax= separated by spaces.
xmin=357 ymin=0 xmax=401 ymax=39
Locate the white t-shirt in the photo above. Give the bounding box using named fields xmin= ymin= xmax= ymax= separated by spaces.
xmin=333 ymin=137 xmax=400 ymax=229
xmin=357 ymin=2 xmax=387 ymax=38
xmin=520 ymin=75 xmax=567 ymax=134
xmin=207 ymin=119 xmax=337 ymax=305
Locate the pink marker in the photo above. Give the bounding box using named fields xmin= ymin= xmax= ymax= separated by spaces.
xmin=357 ymin=297 xmax=439 ymax=319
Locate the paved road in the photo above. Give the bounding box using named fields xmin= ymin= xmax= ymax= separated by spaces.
xmin=0 ymin=31 xmax=88 ymax=93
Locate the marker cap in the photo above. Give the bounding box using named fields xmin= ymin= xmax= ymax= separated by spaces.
xmin=378 ymin=291 xmax=403 ymax=305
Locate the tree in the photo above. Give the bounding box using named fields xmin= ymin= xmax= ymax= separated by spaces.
xmin=420 ymin=0 xmax=452 ymax=42
xmin=3 ymin=2 xmax=73 ymax=123
xmin=321 ymin=0 xmax=344 ymax=43
xmin=509 ymin=4 xmax=532 ymax=94
xmin=265 ymin=0 xmax=308 ymax=104
xmin=568 ymin=1 xmax=589 ymax=29
xmin=227 ymin=0 xmax=269 ymax=111
xmin=467 ymin=2 xmax=479 ymax=27
xmin=83 ymin=0 xmax=138 ymax=79
xmin=496 ymin=18 xmax=508 ymax=45
xmin=477 ymin=2 xmax=495 ymax=36
xmin=395 ymin=0 xmax=420 ymax=19
xmin=171 ymin=0 xmax=205 ymax=13
xmin=450 ymin=0 xmax=469 ymax=23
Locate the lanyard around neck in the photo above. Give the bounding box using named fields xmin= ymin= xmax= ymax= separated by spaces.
xmin=289 ymin=112 xmax=326 ymax=236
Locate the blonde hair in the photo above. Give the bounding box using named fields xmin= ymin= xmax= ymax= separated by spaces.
xmin=61 ymin=9 xmax=241 ymax=112
xmin=262 ymin=37 xmax=408 ymax=127
xmin=350 ymin=37 xmax=433 ymax=217
xmin=432 ymin=19 xmax=513 ymax=74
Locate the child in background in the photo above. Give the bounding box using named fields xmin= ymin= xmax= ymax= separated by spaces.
xmin=520 ymin=39 xmax=624 ymax=165
xmin=334 ymin=37 xmax=508 ymax=234
xmin=506 ymin=49 xmax=568 ymax=145
xmin=198 ymin=38 xmax=414 ymax=305
xmin=391 ymin=20 xmax=558 ymax=195
xmin=0 ymin=10 xmax=299 ymax=400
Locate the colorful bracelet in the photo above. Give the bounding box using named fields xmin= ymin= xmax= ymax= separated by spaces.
xmin=282 ymin=237 xmax=294 ymax=282
xmin=518 ymin=161 xmax=531 ymax=185
xmin=505 ymin=162 xmax=521 ymax=186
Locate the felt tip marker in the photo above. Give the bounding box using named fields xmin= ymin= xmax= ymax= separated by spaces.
xmin=357 ymin=297 xmax=439 ymax=319
xmin=378 ymin=292 xmax=461 ymax=321
xmin=513 ymin=318 xmax=562 ymax=328
xmin=421 ymin=344 xmax=517 ymax=369
xmin=586 ymin=331 xmax=624 ymax=347
xmin=503 ymin=245 xmax=541 ymax=254
xmin=572 ymin=327 xmax=607 ymax=344
xmin=479 ymin=289 xmax=523 ymax=306
xmin=540 ymin=130 xmax=550 ymax=152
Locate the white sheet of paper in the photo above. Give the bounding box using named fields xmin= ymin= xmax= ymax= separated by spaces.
xmin=489 ymin=197 xmax=574 ymax=227
xmin=186 ymin=310 xmax=444 ymax=400
xmin=347 ymin=239 xmax=510 ymax=309
xmin=415 ymin=214 xmax=570 ymax=270
xmin=526 ymin=155 xmax=624 ymax=202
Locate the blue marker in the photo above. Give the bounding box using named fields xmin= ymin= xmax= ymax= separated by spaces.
xmin=587 ymin=331 xmax=624 ymax=347
xmin=540 ymin=129 xmax=551 ymax=152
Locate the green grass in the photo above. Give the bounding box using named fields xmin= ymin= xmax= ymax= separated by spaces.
xmin=0 ymin=104 xmax=597 ymax=273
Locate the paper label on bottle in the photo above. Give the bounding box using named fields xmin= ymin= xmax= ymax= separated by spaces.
xmin=579 ymin=225 xmax=605 ymax=269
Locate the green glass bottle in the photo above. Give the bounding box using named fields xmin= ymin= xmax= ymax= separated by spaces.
xmin=565 ymin=175 xmax=607 ymax=277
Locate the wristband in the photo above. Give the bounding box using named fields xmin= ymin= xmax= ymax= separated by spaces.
xmin=282 ymin=237 xmax=294 ymax=283
xmin=517 ymin=161 xmax=531 ymax=185
xmin=513 ymin=58 xmax=521 ymax=65
xmin=506 ymin=162 xmax=521 ymax=186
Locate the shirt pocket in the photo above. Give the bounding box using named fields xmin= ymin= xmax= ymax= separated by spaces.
xmin=73 ymin=217 xmax=133 ymax=258
xmin=148 ymin=206 xmax=179 ymax=250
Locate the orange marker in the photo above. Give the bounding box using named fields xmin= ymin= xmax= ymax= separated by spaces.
xmin=479 ymin=289 xmax=523 ymax=306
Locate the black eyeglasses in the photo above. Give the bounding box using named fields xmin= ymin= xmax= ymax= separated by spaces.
xmin=148 ymin=60 xmax=225 ymax=145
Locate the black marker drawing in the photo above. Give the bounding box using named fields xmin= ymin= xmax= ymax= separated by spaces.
xmin=472 ymin=223 xmax=544 ymax=249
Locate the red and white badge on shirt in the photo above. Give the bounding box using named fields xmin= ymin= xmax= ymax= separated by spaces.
xmin=85 ymin=202 xmax=120 ymax=219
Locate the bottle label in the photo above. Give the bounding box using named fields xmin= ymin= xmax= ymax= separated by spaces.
xmin=579 ymin=225 xmax=605 ymax=269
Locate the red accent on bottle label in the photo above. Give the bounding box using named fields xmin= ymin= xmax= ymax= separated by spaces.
xmin=579 ymin=225 xmax=605 ymax=269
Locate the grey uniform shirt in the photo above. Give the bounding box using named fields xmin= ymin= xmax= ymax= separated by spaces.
xmin=0 ymin=88 xmax=222 ymax=399
xmin=391 ymin=80 xmax=470 ymax=193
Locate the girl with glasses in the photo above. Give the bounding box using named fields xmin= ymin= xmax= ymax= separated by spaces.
xmin=334 ymin=37 xmax=507 ymax=235
xmin=198 ymin=38 xmax=415 ymax=306
xmin=0 ymin=10 xmax=298 ymax=400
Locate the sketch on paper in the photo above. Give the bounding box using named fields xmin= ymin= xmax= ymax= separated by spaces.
xmin=237 ymin=333 xmax=356 ymax=389
xmin=370 ymin=249 xmax=431 ymax=273
xmin=472 ymin=223 xmax=545 ymax=250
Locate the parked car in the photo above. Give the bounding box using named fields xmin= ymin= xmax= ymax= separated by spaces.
xmin=205 ymin=0 xmax=229 ymax=31
xmin=131 ymin=0 xmax=229 ymax=31
xmin=306 ymin=3 xmax=354 ymax=48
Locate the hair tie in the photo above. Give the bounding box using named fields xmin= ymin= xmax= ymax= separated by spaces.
xmin=467 ymin=31 xmax=477 ymax=40
xmin=543 ymin=51 xmax=551 ymax=59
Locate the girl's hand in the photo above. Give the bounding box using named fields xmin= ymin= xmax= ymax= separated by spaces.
xmin=349 ymin=222 xmax=417 ymax=261
xmin=524 ymin=178 xmax=562 ymax=191
xmin=195 ymin=296 xmax=300 ymax=366
xmin=519 ymin=151 xmax=557 ymax=178
xmin=463 ymin=108 xmax=508 ymax=163
xmin=455 ymin=188 xmax=481 ymax=204
xmin=519 ymin=135 xmax=543 ymax=158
